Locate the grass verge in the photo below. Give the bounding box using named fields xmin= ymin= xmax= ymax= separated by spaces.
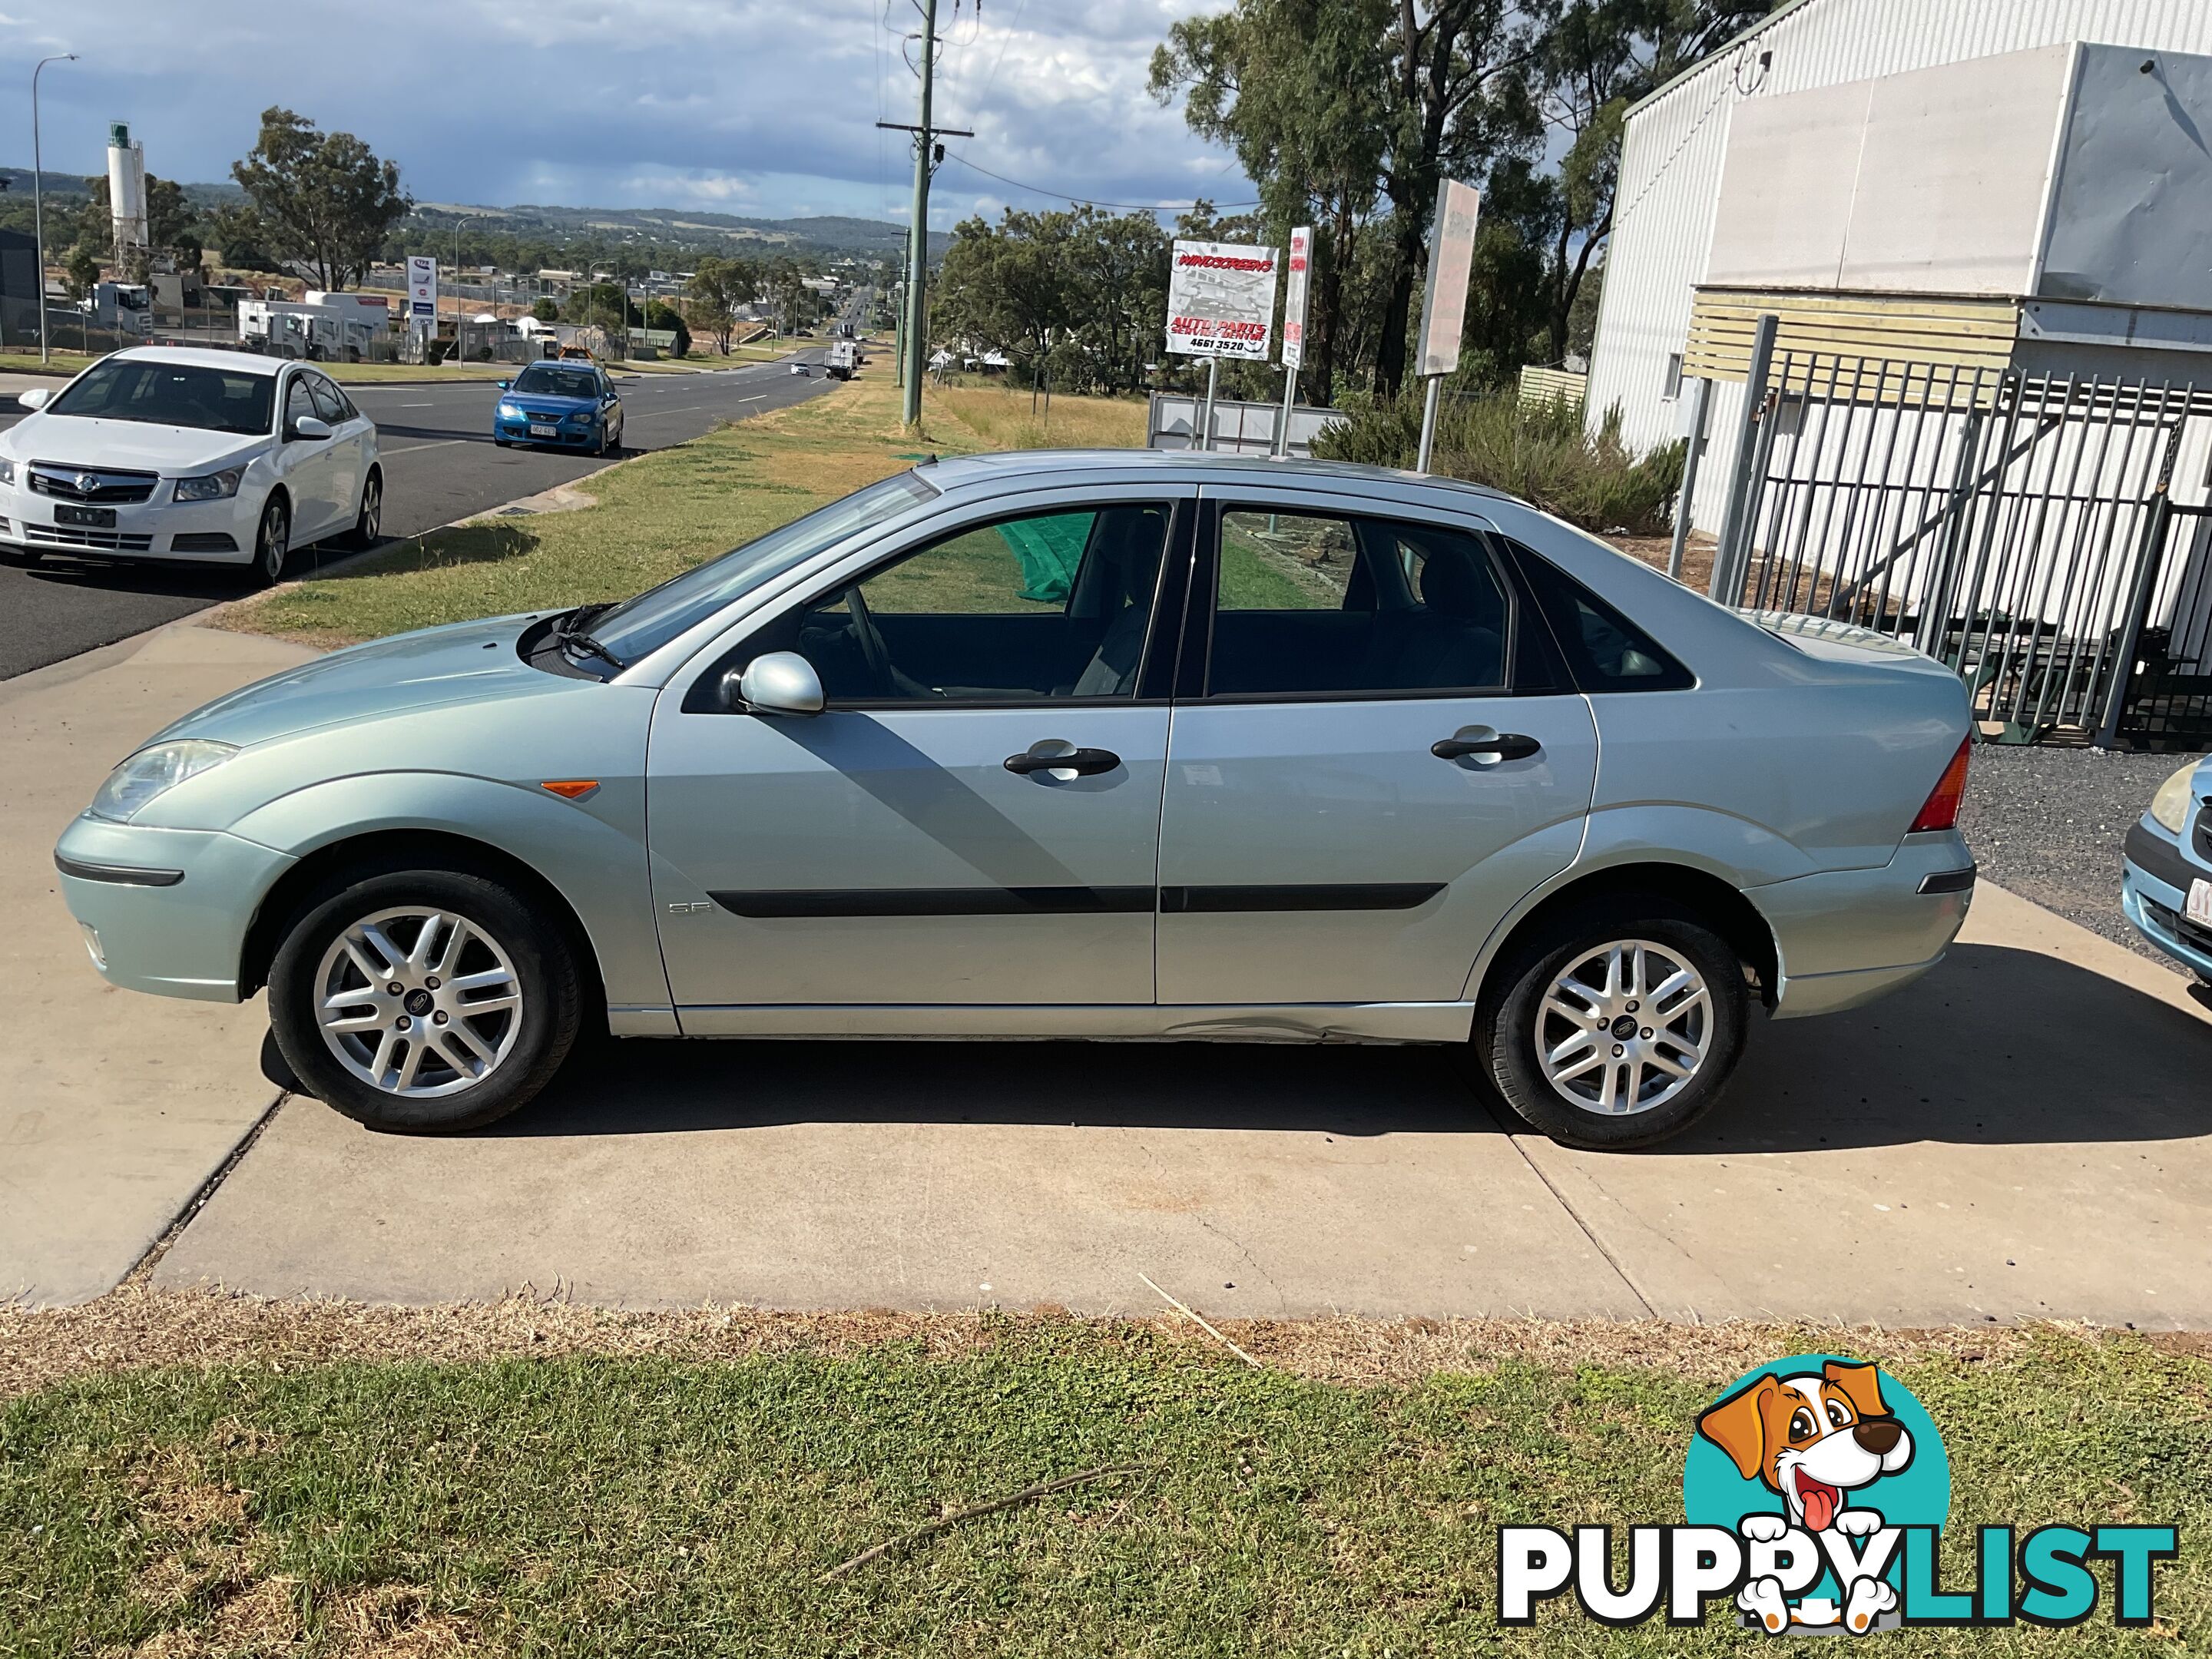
xmin=1 ymin=1298 xmax=2203 ymax=1655
xmin=223 ymin=371 xmax=1137 ymax=649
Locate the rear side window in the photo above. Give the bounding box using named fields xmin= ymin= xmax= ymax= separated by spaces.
xmin=1506 ymin=540 xmax=1694 ymax=692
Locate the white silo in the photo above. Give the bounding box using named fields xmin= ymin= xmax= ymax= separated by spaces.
xmin=107 ymin=120 xmax=147 ymax=260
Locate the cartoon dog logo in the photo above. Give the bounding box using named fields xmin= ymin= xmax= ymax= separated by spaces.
xmin=1697 ymin=1359 xmax=1915 ymax=1633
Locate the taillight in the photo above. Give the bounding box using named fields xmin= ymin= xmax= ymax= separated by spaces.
xmin=1909 ymin=738 xmax=1972 ymax=833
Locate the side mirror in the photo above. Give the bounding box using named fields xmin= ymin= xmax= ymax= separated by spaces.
xmin=495 ymin=379 xmax=512 ymax=389
xmin=723 ymin=651 xmax=824 ymax=717
xmin=290 ymin=415 xmax=333 ymax=442
xmin=17 ymin=387 xmax=50 ymax=411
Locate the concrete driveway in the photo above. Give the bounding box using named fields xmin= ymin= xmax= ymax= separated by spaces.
xmin=8 ymin=624 xmax=2210 ymax=1323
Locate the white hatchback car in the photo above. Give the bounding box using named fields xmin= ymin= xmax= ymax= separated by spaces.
xmin=0 ymin=346 xmax=382 ymax=584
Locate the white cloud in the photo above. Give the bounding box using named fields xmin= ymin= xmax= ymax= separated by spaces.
xmin=0 ymin=0 xmax=1248 ymax=224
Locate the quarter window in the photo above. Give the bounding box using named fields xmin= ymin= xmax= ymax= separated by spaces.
xmin=1206 ymin=508 xmax=1510 ymax=698
xmin=1508 ymin=539 xmax=1694 ymax=691
xmin=306 ymin=376 xmax=349 ymax=425
xmin=782 ymin=502 xmax=1175 ymax=704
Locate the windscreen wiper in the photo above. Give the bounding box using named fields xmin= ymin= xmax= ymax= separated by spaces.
xmin=554 ymin=603 xmax=627 ymax=674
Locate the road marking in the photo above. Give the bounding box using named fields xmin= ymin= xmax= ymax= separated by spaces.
xmin=399 ymin=402 xmax=434 ymax=408
xmin=739 ymin=395 xmax=767 ymax=402
xmin=634 ymin=405 xmax=707 ymax=417
xmin=380 ymin=438 xmax=472 ymax=456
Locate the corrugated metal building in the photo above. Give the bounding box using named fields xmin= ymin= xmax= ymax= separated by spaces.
xmin=1584 ymin=0 xmax=2212 ymax=533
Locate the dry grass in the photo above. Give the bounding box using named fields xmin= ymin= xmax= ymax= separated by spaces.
xmin=5 ymin=1283 xmax=2197 ymax=1404
xmin=929 ymin=382 xmax=1149 ymax=452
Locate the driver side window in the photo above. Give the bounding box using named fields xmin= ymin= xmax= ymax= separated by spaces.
xmin=787 ymin=502 xmax=1175 ymax=704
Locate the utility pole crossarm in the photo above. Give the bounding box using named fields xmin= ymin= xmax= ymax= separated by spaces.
xmin=873 ymin=122 xmax=974 ymax=137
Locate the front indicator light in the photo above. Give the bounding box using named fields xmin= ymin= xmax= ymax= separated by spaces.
xmin=2148 ymin=761 xmax=2202 ymax=835
xmin=541 ymin=779 xmax=600 ymax=800
xmin=90 ymin=739 xmax=239 ymax=822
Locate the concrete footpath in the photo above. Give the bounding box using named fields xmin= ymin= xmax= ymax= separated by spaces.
xmin=6 ymin=622 xmax=2210 ymax=1323
xmin=2 ymin=624 xmax=318 ymax=1304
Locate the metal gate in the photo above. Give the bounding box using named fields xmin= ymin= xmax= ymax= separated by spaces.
xmin=1712 ymin=347 xmax=2212 ymax=747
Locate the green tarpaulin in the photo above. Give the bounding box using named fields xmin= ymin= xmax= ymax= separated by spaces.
xmin=999 ymin=512 xmax=1093 ymax=603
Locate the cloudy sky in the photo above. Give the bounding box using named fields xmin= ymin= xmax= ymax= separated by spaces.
xmin=2 ymin=0 xmax=1254 ymax=227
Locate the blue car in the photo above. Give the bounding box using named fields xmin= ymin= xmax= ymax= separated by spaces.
xmin=492 ymin=359 xmax=624 ymax=454
xmin=2122 ymin=755 xmax=2212 ymax=982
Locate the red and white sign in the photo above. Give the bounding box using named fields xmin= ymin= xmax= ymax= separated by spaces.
xmin=1280 ymin=225 xmax=1313 ymax=372
xmin=1167 ymin=239 xmax=1278 ymax=361
xmin=1415 ymin=180 xmax=1482 ymax=379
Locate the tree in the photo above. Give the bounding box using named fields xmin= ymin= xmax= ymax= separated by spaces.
xmin=531 ymin=296 xmax=560 ymax=324
xmin=1152 ymin=0 xmax=1391 ymax=406
xmin=1524 ymin=0 xmax=1774 ymax=360
xmin=686 ymin=255 xmax=757 ymax=353
xmin=207 ymin=202 xmax=282 ymax=273
xmin=63 ymin=241 xmax=101 ymax=300
xmin=645 ymin=299 xmax=691 ymax=358
xmin=229 ymin=107 xmax=410 ymax=290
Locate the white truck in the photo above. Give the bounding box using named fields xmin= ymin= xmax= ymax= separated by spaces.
xmin=825 ymin=339 xmax=860 ymax=380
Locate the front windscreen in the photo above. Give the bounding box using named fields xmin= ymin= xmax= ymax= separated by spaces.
xmin=589 ymin=470 xmax=943 ymax=664
xmin=513 ymin=365 xmax=601 ymax=399
xmin=49 ymin=359 xmax=277 ymax=436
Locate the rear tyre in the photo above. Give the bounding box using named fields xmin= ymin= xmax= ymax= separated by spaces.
xmin=267 ymin=863 xmax=581 ymax=1134
xmin=1476 ymin=897 xmax=1748 ymax=1150
xmin=247 ymin=494 xmax=290 ymax=588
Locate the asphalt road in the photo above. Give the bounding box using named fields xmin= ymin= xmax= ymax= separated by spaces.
xmin=0 ymin=347 xmax=839 ymax=680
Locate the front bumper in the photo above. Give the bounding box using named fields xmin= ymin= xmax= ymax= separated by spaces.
xmin=2121 ymin=820 xmax=2212 ymax=979
xmin=53 ymin=813 xmax=295 ymax=1002
xmin=0 ymin=475 xmax=258 ymax=562
xmin=1749 ymin=830 xmax=1977 ymax=1018
xmin=495 ymin=412 xmax=601 ymax=446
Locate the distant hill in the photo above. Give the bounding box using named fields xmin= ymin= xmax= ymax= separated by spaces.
xmin=410 ymin=201 xmax=948 ymax=262
xmin=0 ymin=171 xmax=940 ymax=263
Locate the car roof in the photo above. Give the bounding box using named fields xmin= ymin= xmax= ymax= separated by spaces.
xmin=919 ymin=446 xmax=1518 ymax=508
xmin=98 ymin=346 xmax=289 ymax=378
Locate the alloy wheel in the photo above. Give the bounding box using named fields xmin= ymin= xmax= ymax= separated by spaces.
xmin=313 ymin=906 xmax=523 ymax=1098
xmin=359 ymin=475 xmax=381 ymax=543
xmin=258 ymin=499 xmax=289 ymax=582
xmin=1535 ymin=939 xmax=1712 ymax=1116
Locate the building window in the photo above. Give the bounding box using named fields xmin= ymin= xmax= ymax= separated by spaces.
xmin=1662 ymin=352 xmax=1684 ymax=400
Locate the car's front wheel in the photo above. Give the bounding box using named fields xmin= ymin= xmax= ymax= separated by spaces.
xmin=267 ymin=863 xmax=581 ymax=1133
xmin=1476 ymin=896 xmax=1748 ymax=1150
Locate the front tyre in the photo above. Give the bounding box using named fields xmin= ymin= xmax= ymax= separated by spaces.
xmin=1477 ymin=899 xmax=1748 ymax=1150
xmin=268 ymin=865 xmax=581 ymax=1133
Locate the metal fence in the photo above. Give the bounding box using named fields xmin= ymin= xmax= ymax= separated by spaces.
xmin=1714 ymin=346 xmax=2212 ymax=748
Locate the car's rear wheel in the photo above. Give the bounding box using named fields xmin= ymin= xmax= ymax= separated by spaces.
xmin=267 ymin=864 xmax=581 ymax=1133
xmin=248 ymin=494 xmax=289 ymax=588
xmin=341 ymin=470 xmax=382 ymax=550
xmin=1476 ymin=896 xmax=1748 ymax=1150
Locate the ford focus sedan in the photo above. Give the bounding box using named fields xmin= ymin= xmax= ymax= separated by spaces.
xmin=52 ymin=452 xmax=1977 ymax=1147
xmin=0 ymin=346 xmax=382 ymax=584
xmin=492 ymin=359 xmax=624 ymax=453
xmin=2121 ymin=755 xmax=2212 ymax=982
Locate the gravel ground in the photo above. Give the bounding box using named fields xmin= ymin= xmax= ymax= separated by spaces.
xmin=1957 ymin=742 xmax=2207 ymax=968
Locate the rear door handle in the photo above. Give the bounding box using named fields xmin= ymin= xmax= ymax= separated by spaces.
xmin=1005 ymin=747 xmax=1121 ymax=777
xmin=1432 ymin=733 xmax=1542 ymax=762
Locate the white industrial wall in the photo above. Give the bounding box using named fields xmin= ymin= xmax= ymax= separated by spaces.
xmin=1585 ymin=0 xmax=2212 ymax=535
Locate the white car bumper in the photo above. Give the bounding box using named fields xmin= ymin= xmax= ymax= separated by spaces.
xmin=0 ymin=475 xmax=263 ymax=564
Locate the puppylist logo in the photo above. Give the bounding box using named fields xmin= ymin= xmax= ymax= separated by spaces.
xmin=1498 ymin=1355 xmax=2177 ymax=1634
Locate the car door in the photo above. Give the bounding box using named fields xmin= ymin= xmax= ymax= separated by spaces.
xmin=305 ymin=373 xmax=366 ymax=525
xmin=1154 ymin=494 xmax=1598 ymax=1008
xmin=598 ymin=370 xmax=622 ymax=443
xmin=646 ymin=486 xmax=1191 ymax=1023
xmin=275 ymin=371 xmax=342 ymax=538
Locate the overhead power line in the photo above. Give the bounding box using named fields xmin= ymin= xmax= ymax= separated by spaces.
xmin=941 ymin=152 xmax=1260 ymax=214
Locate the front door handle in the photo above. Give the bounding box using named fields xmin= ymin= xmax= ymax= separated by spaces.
xmin=1005 ymin=747 xmax=1121 ymax=777
xmin=1432 ymin=733 xmax=1542 ymax=762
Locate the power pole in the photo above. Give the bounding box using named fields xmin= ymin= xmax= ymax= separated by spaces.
xmin=878 ymin=0 xmax=970 ymax=428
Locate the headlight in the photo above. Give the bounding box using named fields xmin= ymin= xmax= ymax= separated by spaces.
xmin=568 ymin=409 xmax=595 ymax=422
xmin=173 ymin=467 xmax=245 ymax=503
xmin=2148 ymin=762 xmax=2203 ymax=835
xmin=498 ymin=402 xmax=522 ymax=420
xmin=89 ymin=740 xmax=238 ymax=823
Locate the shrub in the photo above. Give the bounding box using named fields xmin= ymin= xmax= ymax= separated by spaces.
xmin=1310 ymin=388 xmax=1685 ymax=535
